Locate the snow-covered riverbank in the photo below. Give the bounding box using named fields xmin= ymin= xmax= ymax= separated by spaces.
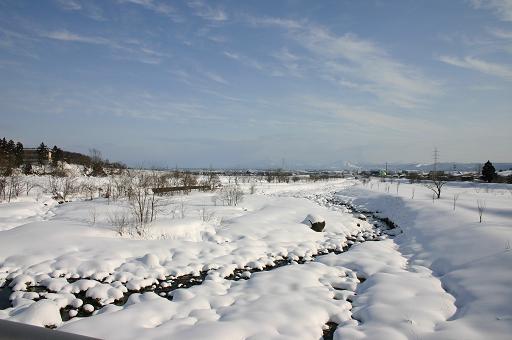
xmin=334 ymin=180 xmax=512 ymax=339
xmin=0 ymin=177 xmax=510 ymax=339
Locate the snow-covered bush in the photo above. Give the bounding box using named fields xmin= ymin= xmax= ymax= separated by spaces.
xmin=477 ymin=199 xmax=486 ymax=223
xmin=47 ymin=175 xmax=78 ymax=201
xmin=218 ymin=184 xmax=244 ymax=206
xmin=81 ymin=178 xmax=98 ymax=200
xmin=199 ymin=205 xmax=215 ymax=222
xmin=108 ymin=210 xmax=132 ymax=236
xmin=0 ymin=174 xmax=23 ymax=202
xmin=249 ymin=182 xmax=256 ymax=194
xmin=127 ymin=172 xmax=159 ymax=235
xmin=124 ymin=171 xmax=172 ymax=236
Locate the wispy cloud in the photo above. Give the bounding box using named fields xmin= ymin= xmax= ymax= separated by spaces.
xmin=41 ymin=30 xmax=111 ymax=44
xmin=187 ymin=0 xmax=228 ymax=23
xmin=437 ymin=28 xmax=512 ymax=55
xmin=55 ymin=0 xmax=106 ymax=21
xmin=0 ymin=27 xmax=40 ymax=59
xmin=205 ymin=71 xmax=229 ymax=85
xmin=487 ymin=27 xmax=512 ymax=39
xmin=249 ymin=16 xmax=439 ymax=108
xmin=223 ymin=51 xmax=240 ymax=60
xmin=300 ymin=96 xmax=443 ymax=133
xmin=470 ymin=0 xmax=512 ymax=21
xmin=118 ymin=0 xmax=183 ymax=22
xmin=248 ymin=16 xmax=303 ymax=30
xmin=439 ymin=55 xmax=512 ymax=80
xmin=272 ymin=47 xmax=300 ymax=62
xmin=223 ymin=48 xmax=304 ymax=78
xmin=223 ymin=51 xmax=264 ymax=70
xmin=55 ymin=0 xmax=81 ymax=11
xmin=40 ymin=29 xmax=170 ymax=64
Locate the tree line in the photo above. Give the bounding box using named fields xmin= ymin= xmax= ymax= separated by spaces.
xmin=0 ymin=137 xmax=126 ymax=176
xmin=0 ymin=138 xmax=24 ymax=169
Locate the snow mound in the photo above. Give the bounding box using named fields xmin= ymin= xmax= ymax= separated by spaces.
xmin=10 ymin=299 xmax=62 ymax=327
xmin=149 ymin=218 xmax=215 ymax=241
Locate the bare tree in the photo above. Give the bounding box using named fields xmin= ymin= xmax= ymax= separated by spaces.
xmin=0 ymin=176 xmax=6 ymax=202
xmin=88 ymin=148 xmax=105 ymax=176
xmin=87 ymin=207 xmax=97 ymax=225
xmin=218 ymin=184 xmax=244 ymax=206
xmin=108 ymin=209 xmax=132 ymax=236
xmin=424 ymin=148 xmax=446 ymax=199
xmin=204 ymin=168 xmax=221 ymax=190
xmin=453 ymin=193 xmax=460 ymax=211
xmin=108 ymin=170 xmax=133 ymax=201
xmin=81 ymin=179 xmax=97 ymax=200
xmin=211 ymin=195 xmax=218 ymax=206
xmin=181 ymin=171 xmax=198 ymax=194
xmin=3 ymin=174 xmax=23 ymax=202
xmin=125 ymin=171 xmax=167 ymax=236
xmin=411 ymin=187 xmax=415 ymax=199
xmin=199 ymin=204 xmax=215 ymax=222
xmin=48 ymin=175 xmax=78 ymax=201
xmin=89 ymin=148 xmax=103 ymax=164
xmin=477 ymin=199 xmax=486 ymax=223
xmin=24 ymin=179 xmax=38 ymax=196
xmin=178 ymin=198 xmax=186 ymax=219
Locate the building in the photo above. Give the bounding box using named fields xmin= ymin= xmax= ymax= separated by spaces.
xmin=23 ymin=148 xmax=52 ymax=165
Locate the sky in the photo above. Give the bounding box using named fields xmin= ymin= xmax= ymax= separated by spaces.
xmin=0 ymin=0 xmax=511 ymax=168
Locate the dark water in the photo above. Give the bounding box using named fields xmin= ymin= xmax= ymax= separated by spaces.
xmin=0 ymin=285 xmax=12 ymax=309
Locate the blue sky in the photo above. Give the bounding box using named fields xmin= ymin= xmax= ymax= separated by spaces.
xmin=0 ymin=0 xmax=511 ymax=168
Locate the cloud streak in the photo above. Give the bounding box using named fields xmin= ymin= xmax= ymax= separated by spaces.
xmin=248 ymin=16 xmax=439 ymax=108
xmin=299 ymin=96 xmax=443 ymax=133
xmin=55 ymin=0 xmax=106 ymax=21
xmin=118 ymin=0 xmax=182 ymax=22
xmin=205 ymin=72 xmax=229 ymax=85
xmin=41 ymin=30 xmax=110 ymax=44
xmin=439 ymin=55 xmax=512 ymax=80
xmin=470 ymin=0 xmax=512 ymax=21
xmin=187 ymin=0 xmax=228 ymax=23
xmin=39 ymin=29 xmax=170 ymax=64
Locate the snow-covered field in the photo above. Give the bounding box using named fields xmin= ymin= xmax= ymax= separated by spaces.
xmin=0 ymin=175 xmax=511 ymax=339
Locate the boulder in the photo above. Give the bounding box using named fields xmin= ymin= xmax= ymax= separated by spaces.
xmin=302 ymin=214 xmax=326 ymax=232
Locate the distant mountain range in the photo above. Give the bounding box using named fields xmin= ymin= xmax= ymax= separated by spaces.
xmin=227 ymin=160 xmax=512 ymax=172
xmin=334 ymin=162 xmax=512 ymax=172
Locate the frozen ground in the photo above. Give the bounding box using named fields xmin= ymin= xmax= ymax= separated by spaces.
xmin=0 ymin=175 xmax=511 ymax=339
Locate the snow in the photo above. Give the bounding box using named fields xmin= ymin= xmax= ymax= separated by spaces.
xmin=0 ymin=174 xmax=510 ymax=339
xmin=498 ymin=170 xmax=512 ymax=177
xmin=333 ymin=179 xmax=512 ymax=339
xmin=9 ymin=299 xmax=62 ymax=328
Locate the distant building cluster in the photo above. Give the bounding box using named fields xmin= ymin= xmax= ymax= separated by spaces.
xmin=22 ymin=148 xmax=52 ymax=165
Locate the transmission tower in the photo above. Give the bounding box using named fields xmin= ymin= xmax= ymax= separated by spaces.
xmin=433 ymin=147 xmax=439 ymax=173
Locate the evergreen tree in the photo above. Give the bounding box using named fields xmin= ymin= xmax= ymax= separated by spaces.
xmin=14 ymin=142 xmax=23 ymax=166
xmin=481 ymin=160 xmax=496 ymax=183
xmin=6 ymin=139 xmax=15 ymax=154
xmin=0 ymin=138 xmax=8 ymax=168
xmin=23 ymin=163 xmax=32 ymax=175
xmin=51 ymin=145 xmax=63 ymax=166
xmin=37 ymin=142 xmax=48 ymax=165
xmin=0 ymin=139 xmax=16 ymax=168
